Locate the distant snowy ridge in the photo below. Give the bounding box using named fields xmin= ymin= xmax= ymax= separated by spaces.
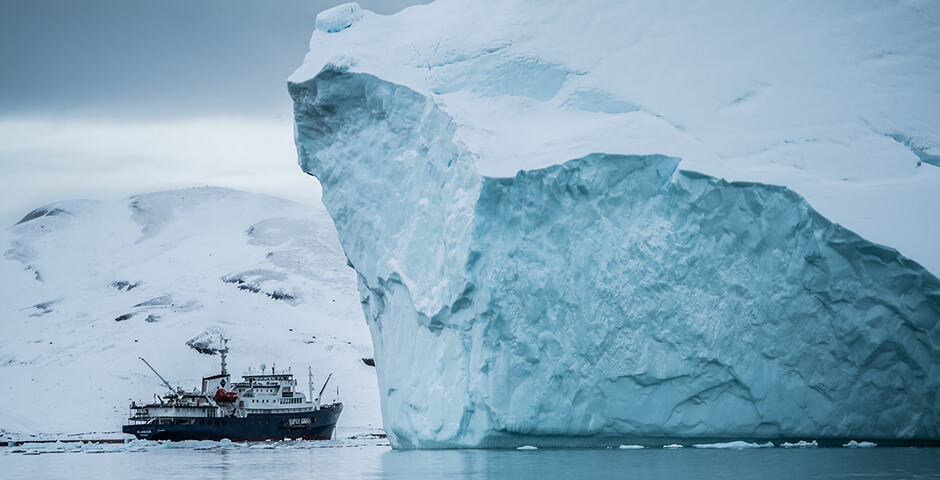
xmin=0 ymin=187 xmax=378 ymax=440
xmin=291 ymin=0 xmax=940 ymax=448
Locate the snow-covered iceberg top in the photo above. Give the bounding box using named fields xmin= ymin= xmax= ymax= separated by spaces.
xmin=290 ymin=0 xmax=940 ymax=448
xmin=315 ymin=3 xmax=363 ymax=33
xmin=291 ymin=0 xmax=940 ymax=274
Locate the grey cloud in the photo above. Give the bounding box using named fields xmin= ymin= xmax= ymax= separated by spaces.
xmin=0 ymin=0 xmax=428 ymax=119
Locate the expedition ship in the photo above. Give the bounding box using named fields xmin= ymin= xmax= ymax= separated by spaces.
xmin=123 ymin=339 xmax=342 ymax=441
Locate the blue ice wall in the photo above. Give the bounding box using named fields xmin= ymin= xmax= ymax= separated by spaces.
xmin=291 ymin=69 xmax=940 ymax=448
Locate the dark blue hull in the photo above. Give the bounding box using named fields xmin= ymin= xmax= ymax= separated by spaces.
xmin=122 ymin=403 xmax=342 ymax=441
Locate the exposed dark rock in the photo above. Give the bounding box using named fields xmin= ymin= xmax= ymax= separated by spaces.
xmin=16 ymin=207 xmax=70 ymax=225
xmin=110 ymin=281 xmax=141 ymax=291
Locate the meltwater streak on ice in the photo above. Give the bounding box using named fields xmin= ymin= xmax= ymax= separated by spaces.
xmin=291 ymin=63 xmax=940 ymax=448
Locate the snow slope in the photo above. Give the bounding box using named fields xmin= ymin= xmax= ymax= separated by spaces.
xmin=290 ymin=1 xmax=940 ymax=447
xmin=0 ymin=187 xmax=377 ymax=441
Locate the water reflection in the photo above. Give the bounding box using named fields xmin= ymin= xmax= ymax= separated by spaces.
xmin=380 ymin=446 xmax=940 ymax=480
xmin=3 ymin=439 xmax=938 ymax=480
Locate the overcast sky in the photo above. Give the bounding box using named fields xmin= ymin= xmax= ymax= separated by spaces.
xmin=0 ymin=0 xmax=427 ymax=227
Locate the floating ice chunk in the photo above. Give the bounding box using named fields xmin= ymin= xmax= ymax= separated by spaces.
xmin=693 ymin=441 xmax=773 ymax=449
xmin=517 ymin=445 xmax=538 ymax=450
xmin=663 ymin=444 xmax=684 ymax=449
xmin=781 ymin=440 xmax=818 ymax=448
xmin=618 ymin=444 xmax=645 ymax=449
xmin=315 ymin=3 xmax=363 ymax=33
xmin=843 ymin=440 xmax=877 ymax=448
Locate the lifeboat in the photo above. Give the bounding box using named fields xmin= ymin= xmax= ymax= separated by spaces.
xmin=214 ymin=388 xmax=238 ymax=403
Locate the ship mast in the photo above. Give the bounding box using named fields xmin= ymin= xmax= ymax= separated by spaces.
xmin=308 ymin=367 xmax=314 ymax=402
xmin=219 ymin=336 xmax=229 ymax=375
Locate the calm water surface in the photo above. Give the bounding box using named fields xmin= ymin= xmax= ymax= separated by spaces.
xmin=2 ymin=439 xmax=938 ymax=479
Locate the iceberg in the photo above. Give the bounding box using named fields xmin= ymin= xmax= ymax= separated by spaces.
xmin=289 ymin=1 xmax=940 ymax=448
xmin=781 ymin=440 xmax=818 ymax=449
xmin=692 ymin=441 xmax=774 ymax=449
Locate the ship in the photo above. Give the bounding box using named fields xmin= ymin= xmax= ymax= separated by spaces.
xmin=122 ymin=338 xmax=342 ymax=441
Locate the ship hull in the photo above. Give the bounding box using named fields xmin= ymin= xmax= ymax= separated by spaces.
xmin=122 ymin=404 xmax=343 ymax=442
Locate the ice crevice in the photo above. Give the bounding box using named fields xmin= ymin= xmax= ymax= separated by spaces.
xmin=291 ymin=68 xmax=940 ymax=448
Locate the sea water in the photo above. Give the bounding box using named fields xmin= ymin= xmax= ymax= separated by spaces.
xmin=2 ymin=438 xmax=938 ymax=479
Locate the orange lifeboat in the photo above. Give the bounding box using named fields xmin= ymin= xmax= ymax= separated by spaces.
xmin=214 ymin=388 xmax=238 ymax=403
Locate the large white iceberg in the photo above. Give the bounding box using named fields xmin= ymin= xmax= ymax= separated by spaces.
xmin=289 ymin=0 xmax=940 ymax=448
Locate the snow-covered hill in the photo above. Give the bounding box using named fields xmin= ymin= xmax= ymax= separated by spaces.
xmin=0 ymin=187 xmax=377 ymax=441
